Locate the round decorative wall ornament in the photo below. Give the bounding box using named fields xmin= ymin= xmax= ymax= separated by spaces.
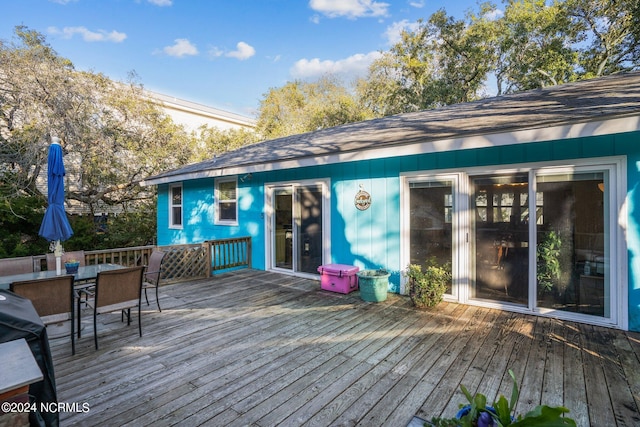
xmin=355 ymin=185 xmax=371 ymax=211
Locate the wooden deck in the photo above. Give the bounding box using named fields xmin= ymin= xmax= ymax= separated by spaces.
xmin=50 ymin=269 xmax=640 ymax=426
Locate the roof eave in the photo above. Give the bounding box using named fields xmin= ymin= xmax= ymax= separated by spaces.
xmin=140 ymin=114 xmax=640 ymax=187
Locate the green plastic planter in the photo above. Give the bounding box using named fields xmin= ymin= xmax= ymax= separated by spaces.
xmin=357 ymin=269 xmax=390 ymax=302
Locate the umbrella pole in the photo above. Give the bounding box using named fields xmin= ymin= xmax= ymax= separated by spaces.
xmin=54 ymin=240 xmax=63 ymax=275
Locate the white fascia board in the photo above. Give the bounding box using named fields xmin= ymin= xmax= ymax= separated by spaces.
xmin=141 ymin=115 xmax=640 ymax=186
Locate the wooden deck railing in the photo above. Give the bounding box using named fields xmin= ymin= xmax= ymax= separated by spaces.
xmin=26 ymin=237 xmax=252 ymax=284
xmin=207 ymin=237 xmax=252 ymax=272
xmin=157 ymin=243 xmax=210 ymax=284
xmin=85 ymin=246 xmax=155 ymax=267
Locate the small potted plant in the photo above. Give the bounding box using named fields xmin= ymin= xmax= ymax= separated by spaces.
xmin=64 ymin=259 xmax=80 ymax=274
xmin=428 ymin=370 xmax=576 ymax=427
xmin=404 ymin=257 xmax=451 ymax=308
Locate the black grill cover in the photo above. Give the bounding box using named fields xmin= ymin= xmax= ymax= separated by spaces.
xmin=0 ymin=289 xmax=58 ymax=427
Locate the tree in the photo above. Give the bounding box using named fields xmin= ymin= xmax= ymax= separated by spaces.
xmin=256 ymin=75 xmax=373 ymax=139
xmin=562 ymin=0 xmax=639 ymax=77
xmin=194 ymin=126 xmax=260 ymax=162
xmin=426 ymin=6 xmax=497 ymax=104
xmin=357 ymin=22 xmax=437 ymax=116
xmin=633 ymin=1 xmax=640 ymax=63
xmin=0 ymin=195 xmax=49 ymax=257
xmin=0 ymin=27 xmax=209 ymax=256
xmin=0 ymin=28 xmax=64 ymax=200
xmin=0 ymin=26 xmax=196 ymax=217
xmin=359 ymin=5 xmax=496 ymax=116
xmin=495 ymin=0 xmax=639 ymax=92
xmin=63 ymin=75 xmax=196 ymax=214
xmin=495 ymin=0 xmax=578 ymax=93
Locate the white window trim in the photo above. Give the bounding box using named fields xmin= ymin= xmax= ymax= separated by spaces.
xmin=169 ymin=183 xmax=183 ymax=229
xmin=215 ymin=177 xmax=239 ymax=226
xmin=530 ymin=159 xmax=627 ymax=330
xmin=263 ymin=178 xmax=331 ymax=279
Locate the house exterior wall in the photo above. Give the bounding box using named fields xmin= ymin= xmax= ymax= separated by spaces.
xmin=156 ymin=129 xmax=640 ymax=331
xmin=147 ymin=90 xmax=256 ymax=133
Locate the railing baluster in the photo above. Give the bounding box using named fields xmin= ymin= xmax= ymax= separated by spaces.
xmin=206 ymin=237 xmax=251 ymax=273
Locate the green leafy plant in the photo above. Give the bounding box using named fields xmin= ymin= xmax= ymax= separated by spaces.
xmin=536 ymin=231 xmax=562 ymax=295
xmin=430 ymin=370 xmax=576 ymax=427
xmin=405 ymin=257 xmax=451 ymax=308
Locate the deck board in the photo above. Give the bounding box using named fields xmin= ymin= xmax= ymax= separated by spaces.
xmin=48 ymin=269 xmax=640 ymax=426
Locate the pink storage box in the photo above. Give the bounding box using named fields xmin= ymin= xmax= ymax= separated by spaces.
xmin=317 ymin=264 xmax=360 ymax=294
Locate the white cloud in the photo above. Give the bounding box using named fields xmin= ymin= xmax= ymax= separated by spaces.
xmin=484 ymin=8 xmax=504 ymax=20
xmin=291 ymin=51 xmax=382 ymax=79
xmin=163 ymin=39 xmax=198 ymax=57
xmin=309 ymin=0 xmax=389 ymax=19
xmin=147 ymin=0 xmax=172 ymax=5
xmin=208 ymin=46 xmax=224 ymax=58
xmin=48 ymin=26 xmax=127 ymax=42
xmin=207 ymin=42 xmax=256 ymax=61
xmin=225 ymin=42 xmax=256 ymax=60
xmin=384 ymin=20 xmax=420 ymax=45
xmin=408 ymin=0 xmax=425 ymax=7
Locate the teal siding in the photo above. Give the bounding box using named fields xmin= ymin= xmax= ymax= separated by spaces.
xmin=157 ymin=184 xmax=169 ymax=239
xmin=157 ymin=130 xmax=640 ymax=331
xmin=157 ymin=178 xmax=266 ymax=267
xmin=555 ymin=138 xmax=583 ymax=159
xmin=626 ymin=149 xmax=640 ymax=332
xmin=331 ymin=174 xmax=400 ymax=291
xmin=416 ymin=153 xmax=437 ymax=171
xmin=500 ymin=144 xmax=526 ymax=164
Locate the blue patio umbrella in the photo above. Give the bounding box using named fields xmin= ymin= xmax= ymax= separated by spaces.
xmin=38 ymin=137 xmax=73 ymax=273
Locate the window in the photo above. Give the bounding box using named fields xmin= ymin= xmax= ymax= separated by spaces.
xmin=216 ymin=178 xmax=237 ymax=224
xmin=169 ymin=184 xmax=182 ymax=228
xmin=473 ymin=175 xmax=528 ymax=224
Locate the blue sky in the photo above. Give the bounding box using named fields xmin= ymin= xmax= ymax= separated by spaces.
xmin=1 ymin=0 xmax=485 ymax=117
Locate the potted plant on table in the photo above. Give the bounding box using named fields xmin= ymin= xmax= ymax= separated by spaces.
xmin=428 ymin=370 xmax=576 ymax=427
xmin=404 ymin=257 xmax=451 ymax=308
xmin=64 ymin=259 xmax=80 ymax=274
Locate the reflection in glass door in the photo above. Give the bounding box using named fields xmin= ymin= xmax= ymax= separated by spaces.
xmin=296 ymin=185 xmax=323 ymax=274
xmin=536 ymin=171 xmax=609 ymax=317
xmin=409 ymin=179 xmax=454 ymax=295
xmin=471 ymin=174 xmax=529 ymax=305
xmin=274 ymin=188 xmax=293 ymax=269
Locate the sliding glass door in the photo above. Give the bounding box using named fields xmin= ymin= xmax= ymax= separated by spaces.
xmin=535 ymin=170 xmax=610 ymax=317
xmin=403 ymin=159 xmax=622 ymax=327
xmin=296 ymin=185 xmax=324 ymax=274
xmin=470 ymin=173 xmax=529 ymax=305
xmin=406 ymin=176 xmax=457 ymax=296
xmin=274 ymin=187 xmax=293 ymax=269
xmin=268 ymin=180 xmax=328 ymax=275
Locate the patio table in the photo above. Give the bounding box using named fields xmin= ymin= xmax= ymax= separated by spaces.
xmin=0 ymin=264 xmax=126 ymax=290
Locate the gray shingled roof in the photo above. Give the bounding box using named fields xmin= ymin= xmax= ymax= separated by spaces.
xmin=142 ymin=72 xmax=640 ymax=186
